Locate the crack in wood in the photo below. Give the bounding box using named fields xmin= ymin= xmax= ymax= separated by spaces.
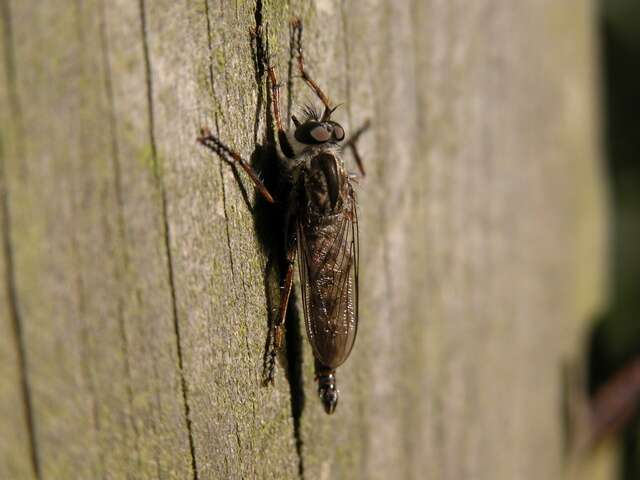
xmin=138 ymin=1 xmax=199 ymax=479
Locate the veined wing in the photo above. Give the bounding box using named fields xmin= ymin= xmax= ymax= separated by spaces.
xmin=297 ymin=194 xmax=359 ymax=369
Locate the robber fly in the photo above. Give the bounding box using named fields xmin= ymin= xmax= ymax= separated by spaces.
xmin=197 ymin=18 xmax=368 ymax=414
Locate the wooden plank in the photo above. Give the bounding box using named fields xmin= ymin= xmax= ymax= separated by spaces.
xmin=0 ymin=0 xmax=607 ymax=478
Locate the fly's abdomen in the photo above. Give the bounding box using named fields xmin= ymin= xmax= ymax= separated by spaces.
xmin=298 ymin=207 xmax=358 ymax=369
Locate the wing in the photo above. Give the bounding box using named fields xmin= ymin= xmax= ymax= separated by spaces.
xmin=297 ymin=192 xmax=359 ymax=369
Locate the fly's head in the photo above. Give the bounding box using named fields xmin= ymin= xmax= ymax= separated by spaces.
xmin=291 ymin=104 xmax=345 ymax=149
xmin=319 ymin=383 xmax=339 ymax=414
xmin=293 ymin=119 xmax=345 ymax=146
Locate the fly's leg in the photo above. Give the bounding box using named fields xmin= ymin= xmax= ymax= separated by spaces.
xmin=342 ymin=120 xmax=371 ymax=177
xmin=266 ymin=62 xmax=284 ymax=134
xmin=263 ymin=235 xmax=297 ymax=385
xmin=197 ymin=129 xmax=276 ymax=203
xmin=266 ymin=64 xmax=294 ymax=158
xmin=291 ymin=17 xmax=334 ymax=121
xmin=343 ymin=120 xmax=371 ymax=147
xmin=273 ymin=237 xmax=297 ymax=351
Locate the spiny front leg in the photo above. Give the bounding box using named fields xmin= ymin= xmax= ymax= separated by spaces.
xmin=267 ymin=64 xmax=296 ymax=159
xmin=197 ymin=128 xmax=276 ymax=204
xmin=290 ymin=17 xmax=335 ymax=121
xmin=267 ymin=65 xmax=285 ymax=140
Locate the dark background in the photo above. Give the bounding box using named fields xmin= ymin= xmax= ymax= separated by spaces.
xmin=589 ymin=1 xmax=640 ymax=478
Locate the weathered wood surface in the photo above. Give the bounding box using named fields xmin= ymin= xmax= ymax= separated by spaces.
xmin=0 ymin=1 xmax=607 ymax=479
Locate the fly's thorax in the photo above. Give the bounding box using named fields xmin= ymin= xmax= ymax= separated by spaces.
xmin=282 ymin=130 xmax=309 ymax=158
xmin=276 ymin=130 xmax=317 ymax=175
xmin=302 ymin=150 xmax=349 ymax=215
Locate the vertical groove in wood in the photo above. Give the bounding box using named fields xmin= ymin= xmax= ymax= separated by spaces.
xmin=99 ymin=0 xmax=196 ymax=476
xmin=137 ymin=1 xmax=199 ymax=478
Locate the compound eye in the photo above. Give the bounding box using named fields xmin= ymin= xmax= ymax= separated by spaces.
xmin=310 ymin=125 xmax=332 ymax=142
xmin=332 ymin=124 xmax=345 ymax=141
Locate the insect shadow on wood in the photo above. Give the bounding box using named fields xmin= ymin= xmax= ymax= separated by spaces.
xmin=197 ymin=17 xmax=370 ymax=415
xmin=248 ymin=19 xmax=293 ymax=387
